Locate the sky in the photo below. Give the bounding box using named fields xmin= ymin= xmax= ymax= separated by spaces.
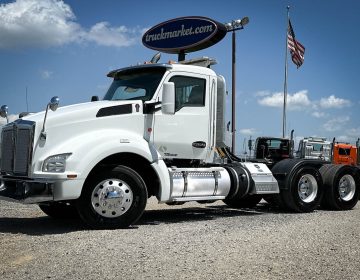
xmin=0 ymin=0 xmax=359 ymax=154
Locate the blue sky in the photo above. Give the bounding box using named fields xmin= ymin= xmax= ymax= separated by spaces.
xmin=0 ymin=0 xmax=359 ymax=154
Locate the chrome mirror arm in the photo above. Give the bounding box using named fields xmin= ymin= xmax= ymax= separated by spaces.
xmin=40 ymin=96 xmax=60 ymax=140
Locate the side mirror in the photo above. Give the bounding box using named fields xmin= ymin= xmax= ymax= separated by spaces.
xmin=0 ymin=105 xmax=9 ymax=123
xmin=91 ymin=96 xmax=99 ymax=102
xmin=0 ymin=105 xmax=8 ymax=118
xmin=161 ymin=82 xmax=175 ymax=115
xmin=49 ymin=96 xmax=60 ymax=112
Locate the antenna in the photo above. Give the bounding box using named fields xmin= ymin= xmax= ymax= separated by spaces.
xmin=248 ymin=136 xmax=252 ymax=157
xmin=26 ymin=86 xmax=29 ymax=112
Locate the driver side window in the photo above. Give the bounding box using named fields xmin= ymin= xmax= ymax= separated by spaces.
xmin=169 ymin=76 xmax=206 ymax=111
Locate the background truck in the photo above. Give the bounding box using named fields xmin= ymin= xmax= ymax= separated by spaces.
xmin=296 ymin=137 xmax=332 ymax=161
xmin=296 ymin=136 xmax=360 ymax=166
xmin=253 ymin=134 xmax=360 ymax=166
xmin=331 ymin=140 xmax=359 ymax=166
xmin=1 ymin=57 xmax=359 ymax=229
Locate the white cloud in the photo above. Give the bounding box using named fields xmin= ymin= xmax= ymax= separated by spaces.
xmin=323 ymin=116 xmax=350 ymax=132
xmin=319 ymin=95 xmax=351 ymax=109
xmin=346 ymin=127 xmax=360 ymax=138
xmin=257 ymin=90 xmax=311 ymax=111
xmin=0 ymin=0 xmax=143 ymax=49
xmin=0 ymin=0 xmax=81 ymax=49
xmin=257 ymin=90 xmax=353 ymax=119
xmin=41 ymin=70 xmax=53 ymax=79
xmin=336 ymin=135 xmax=350 ymax=143
xmin=239 ymin=128 xmax=258 ymax=135
xmin=337 ymin=128 xmax=360 ymax=144
xmin=86 ymin=22 xmax=142 ymax=47
xmin=0 ymin=114 xmax=18 ymax=126
xmin=254 ymin=91 xmax=271 ymax=97
xmin=311 ymin=111 xmax=327 ymax=118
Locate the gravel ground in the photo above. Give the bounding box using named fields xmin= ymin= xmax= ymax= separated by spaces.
xmin=0 ymin=198 xmax=359 ymax=280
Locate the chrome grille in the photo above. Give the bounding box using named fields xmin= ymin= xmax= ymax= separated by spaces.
xmin=1 ymin=120 xmax=35 ymax=176
xmin=1 ymin=129 xmax=15 ymax=172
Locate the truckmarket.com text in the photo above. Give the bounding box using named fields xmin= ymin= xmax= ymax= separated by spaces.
xmin=145 ymin=24 xmax=213 ymax=42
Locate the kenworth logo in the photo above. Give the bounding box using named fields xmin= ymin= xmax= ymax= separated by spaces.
xmin=142 ymin=16 xmax=227 ymax=54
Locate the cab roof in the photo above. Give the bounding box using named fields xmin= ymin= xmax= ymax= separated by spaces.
xmin=107 ymin=64 xmax=171 ymax=78
xmin=107 ymin=57 xmax=217 ymax=78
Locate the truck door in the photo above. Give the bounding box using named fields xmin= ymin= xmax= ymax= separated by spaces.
xmin=151 ymin=73 xmax=212 ymax=161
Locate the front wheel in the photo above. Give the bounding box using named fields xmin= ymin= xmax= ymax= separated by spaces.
xmin=77 ymin=165 xmax=148 ymax=229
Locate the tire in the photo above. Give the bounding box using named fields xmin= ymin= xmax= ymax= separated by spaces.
xmin=319 ymin=164 xmax=337 ymax=209
xmin=280 ymin=166 xmax=323 ymax=212
xmin=76 ymin=165 xmax=148 ymax=229
xmin=321 ymin=165 xmax=359 ymax=210
xmin=39 ymin=202 xmax=79 ymax=219
xmin=262 ymin=195 xmax=284 ymax=209
xmin=223 ymin=194 xmax=262 ymax=209
xmin=319 ymin=163 xmax=333 ymax=175
xmin=197 ymin=200 xmax=216 ymax=204
xmin=166 ymin=201 xmax=185 ymax=206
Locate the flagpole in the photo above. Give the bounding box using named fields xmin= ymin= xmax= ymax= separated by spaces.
xmin=282 ymin=6 xmax=290 ymax=138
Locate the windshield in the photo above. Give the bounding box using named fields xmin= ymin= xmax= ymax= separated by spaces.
xmin=104 ymin=67 xmax=166 ymax=101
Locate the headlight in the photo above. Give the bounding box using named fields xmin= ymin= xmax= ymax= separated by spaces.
xmin=42 ymin=153 xmax=72 ymax=173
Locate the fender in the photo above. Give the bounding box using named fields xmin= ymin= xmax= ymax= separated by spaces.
xmin=32 ymin=127 xmax=171 ymax=201
xmin=271 ymin=158 xmax=324 ymax=190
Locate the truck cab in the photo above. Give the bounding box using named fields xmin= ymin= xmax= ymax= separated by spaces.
xmin=332 ymin=143 xmax=358 ymax=166
xmin=253 ymin=137 xmax=293 ymax=168
xmin=106 ymin=60 xmax=224 ymax=163
xmin=296 ymin=137 xmax=331 ymax=161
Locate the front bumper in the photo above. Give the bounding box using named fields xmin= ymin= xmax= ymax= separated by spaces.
xmin=0 ymin=176 xmax=54 ymax=204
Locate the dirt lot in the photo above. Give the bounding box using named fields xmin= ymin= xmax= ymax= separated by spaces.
xmin=1 ymin=198 xmax=360 ymax=280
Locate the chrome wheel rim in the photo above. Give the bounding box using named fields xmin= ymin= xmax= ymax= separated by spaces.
xmin=338 ymin=174 xmax=356 ymax=201
xmin=91 ymin=179 xmax=133 ymax=218
xmin=298 ymin=174 xmax=318 ymax=203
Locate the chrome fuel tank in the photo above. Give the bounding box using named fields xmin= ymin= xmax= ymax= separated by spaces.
xmin=168 ymin=167 xmax=231 ymax=201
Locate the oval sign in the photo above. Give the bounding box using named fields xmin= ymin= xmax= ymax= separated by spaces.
xmin=142 ymin=16 xmax=227 ymax=54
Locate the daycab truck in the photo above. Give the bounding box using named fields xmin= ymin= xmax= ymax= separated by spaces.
xmin=0 ymin=57 xmax=359 ymax=229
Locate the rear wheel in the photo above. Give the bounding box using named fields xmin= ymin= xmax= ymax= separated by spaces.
xmin=321 ymin=165 xmax=359 ymax=210
xmin=280 ymin=167 xmax=323 ymax=212
xmin=77 ymin=165 xmax=148 ymax=229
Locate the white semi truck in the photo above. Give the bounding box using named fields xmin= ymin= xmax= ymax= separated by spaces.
xmin=1 ymin=57 xmax=359 ymax=229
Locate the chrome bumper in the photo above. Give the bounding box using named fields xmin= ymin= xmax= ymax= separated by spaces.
xmin=0 ymin=176 xmax=54 ymax=204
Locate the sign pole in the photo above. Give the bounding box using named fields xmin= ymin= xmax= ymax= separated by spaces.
xmin=178 ymin=51 xmax=186 ymax=62
xmin=224 ymin=17 xmax=249 ymax=154
xmin=231 ymin=30 xmax=236 ymax=154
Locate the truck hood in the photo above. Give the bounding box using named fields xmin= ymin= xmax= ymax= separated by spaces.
xmin=23 ymin=100 xmax=141 ymax=127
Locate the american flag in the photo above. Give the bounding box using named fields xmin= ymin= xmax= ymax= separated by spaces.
xmin=287 ymin=19 xmax=305 ymax=68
